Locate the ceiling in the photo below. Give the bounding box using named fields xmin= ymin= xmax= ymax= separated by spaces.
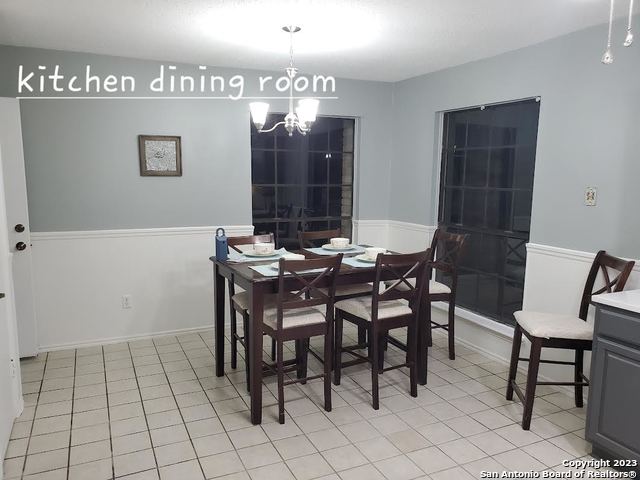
xmin=0 ymin=0 xmax=624 ymax=82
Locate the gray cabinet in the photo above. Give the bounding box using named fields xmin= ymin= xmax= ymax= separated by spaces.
xmin=586 ymin=305 xmax=640 ymax=463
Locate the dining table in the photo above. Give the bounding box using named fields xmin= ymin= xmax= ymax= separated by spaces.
xmin=210 ymin=246 xmax=430 ymax=425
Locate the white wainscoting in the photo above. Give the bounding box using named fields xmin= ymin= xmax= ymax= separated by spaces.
xmin=355 ymin=220 xmax=640 ymax=391
xmin=31 ymin=225 xmax=253 ymax=351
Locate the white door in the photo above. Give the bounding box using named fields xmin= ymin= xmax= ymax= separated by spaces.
xmin=0 ymin=142 xmax=24 ymax=474
xmin=0 ymin=98 xmax=37 ymax=357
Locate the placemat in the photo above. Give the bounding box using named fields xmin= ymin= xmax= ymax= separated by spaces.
xmin=343 ymin=257 xmax=375 ymax=268
xmin=249 ymin=265 xmax=327 ymax=277
xmin=304 ymin=245 xmax=366 ymax=256
xmin=228 ymin=248 xmax=288 ymax=263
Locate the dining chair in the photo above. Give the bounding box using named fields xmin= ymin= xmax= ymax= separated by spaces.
xmin=333 ymin=250 xmax=430 ymax=409
xmin=227 ymin=233 xmax=277 ymax=381
xmin=299 ymin=228 xmax=374 ymax=349
xmin=506 ymin=250 xmax=635 ymax=430
xmin=263 ymin=254 xmax=342 ymax=423
xmin=386 ymin=228 xmax=467 ymax=363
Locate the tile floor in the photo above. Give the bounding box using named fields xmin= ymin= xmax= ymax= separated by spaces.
xmin=3 ymin=325 xmax=614 ymax=480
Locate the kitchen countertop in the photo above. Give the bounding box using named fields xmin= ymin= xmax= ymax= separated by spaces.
xmin=592 ymin=289 xmax=640 ymax=314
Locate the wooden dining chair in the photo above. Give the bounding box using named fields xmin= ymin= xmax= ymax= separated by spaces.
xmin=299 ymin=228 xmax=374 ymax=349
xmin=227 ymin=234 xmax=277 ymax=380
xmin=386 ymin=228 xmax=467 ymax=365
xmin=333 ymin=250 xmax=430 ymax=409
xmin=506 ymin=250 xmax=635 ymax=430
xmin=263 ymin=254 xmax=342 ymax=423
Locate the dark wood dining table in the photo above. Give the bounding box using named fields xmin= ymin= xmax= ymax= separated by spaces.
xmin=211 ymin=248 xmax=430 ymax=425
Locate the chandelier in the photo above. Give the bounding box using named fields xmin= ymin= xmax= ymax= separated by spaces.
xmin=249 ymin=26 xmax=319 ymax=136
xmin=602 ymin=0 xmax=634 ymax=64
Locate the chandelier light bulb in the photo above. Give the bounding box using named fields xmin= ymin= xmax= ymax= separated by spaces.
xmin=624 ymin=0 xmax=635 ymax=46
xmin=602 ymin=0 xmax=616 ymax=64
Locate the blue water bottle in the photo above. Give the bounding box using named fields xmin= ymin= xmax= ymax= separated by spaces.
xmin=215 ymin=228 xmax=228 ymax=261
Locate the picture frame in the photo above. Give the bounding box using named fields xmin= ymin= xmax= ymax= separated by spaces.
xmin=138 ymin=135 xmax=182 ymax=176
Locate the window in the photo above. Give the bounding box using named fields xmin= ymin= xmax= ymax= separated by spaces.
xmin=251 ymin=114 xmax=355 ymax=249
xmin=438 ymin=99 xmax=540 ymax=324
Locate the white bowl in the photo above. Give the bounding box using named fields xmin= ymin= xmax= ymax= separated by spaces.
xmin=254 ymin=242 xmax=275 ymax=255
xmin=330 ymin=237 xmax=350 ymax=249
xmin=364 ymin=247 xmax=387 ymax=261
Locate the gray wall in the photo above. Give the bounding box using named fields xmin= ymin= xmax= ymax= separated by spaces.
xmin=0 ymin=46 xmax=393 ymax=231
xmin=389 ymin=17 xmax=640 ymax=258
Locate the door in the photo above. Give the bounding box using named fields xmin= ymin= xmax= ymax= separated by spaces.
xmin=0 ymin=142 xmax=24 ymax=472
xmin=0 ymin=98 xmax=37 ymax=357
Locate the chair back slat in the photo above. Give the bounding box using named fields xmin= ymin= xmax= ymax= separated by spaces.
xmin=228 ymin=233 xmax=274 ymax=253
xmin=298 ymin=229 xmax=342 ymax=249
xmin=371 ymin=251 xmax=431 ymax=322
xmin=429 ymin=228 xmax=467 ymax=275
xmin=580 ymin=250 xmax=635 ymax=319
xmin=276 ymin=255 xmax=342 ymax=330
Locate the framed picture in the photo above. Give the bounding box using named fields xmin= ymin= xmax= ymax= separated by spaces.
xmin=138 ymin=135 xmax=182 ymax=176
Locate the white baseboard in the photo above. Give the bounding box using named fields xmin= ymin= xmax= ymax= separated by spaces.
xmin=39 ymin=325 xmax=212 ymax=352
xmin=30 ymin=225 xmax=253 ymax=351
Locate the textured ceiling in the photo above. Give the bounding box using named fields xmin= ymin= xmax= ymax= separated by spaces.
xmin=0 ymin=0 xmax=626 ymax=81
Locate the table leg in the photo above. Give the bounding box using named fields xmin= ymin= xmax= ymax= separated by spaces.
xmin=215 ymin=264 xmax=226 ymax=377
xmin=249 ymin=283 xmax=265 ymax=424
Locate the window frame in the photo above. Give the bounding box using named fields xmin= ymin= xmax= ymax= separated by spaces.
xmin=434 ymin=97 xmax=541 ymax=325
xmin=250 ymin=113 xmax=358 ymax=249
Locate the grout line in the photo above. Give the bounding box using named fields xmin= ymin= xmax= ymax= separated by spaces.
xmin=19 ymin=351 xmax=48 ymax=480
xmin=101 ymin=345 xmax=117 ymax=480
xmin=126 ymin=341 xmax=160 ymax=479
xmin=149 ymin=336 xmax=206 ymax=479
xmin=65 ymin=349 xmax=78 ymax=480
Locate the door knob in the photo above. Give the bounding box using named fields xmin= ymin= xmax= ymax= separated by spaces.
xmin=15 ymin=242 xmax=27 ymax=251
xmin=15 ymin=224 xmax=25 ymax=233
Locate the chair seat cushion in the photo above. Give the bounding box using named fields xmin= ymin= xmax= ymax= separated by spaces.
xmin=263 ymin=306 xmax=327 ymax=330
xmin=334 ymin=296 xmax=412 ymax=321
xmin=232 ymin=292 xmax=298 ymax=312
xmin=316 ymin=283 xmax=374 ymax=297
xmin=514 ymin=310 xmax=593 ymax=340
xmin=385 ymin=279 xmax=451 ymax=295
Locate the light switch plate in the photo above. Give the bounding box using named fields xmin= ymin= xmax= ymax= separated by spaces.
xmin=585 ymin=187 xmax=597 ymax=206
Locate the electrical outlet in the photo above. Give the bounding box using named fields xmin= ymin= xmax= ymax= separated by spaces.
xmin=9 ymin=358 xmax=16 ymax=379
xmin=585 ymin=187 xmax=597 ymax=206
xmin=121 ymin=295 xmax=132 ymax=309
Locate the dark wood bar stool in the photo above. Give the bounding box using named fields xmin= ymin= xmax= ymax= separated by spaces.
xmin=227 ymin=234 xmax=277 ymax=379
xmin=333 ymin=250 xmax=430 ymax=409
xmin=263 ymin=255 xmax=342 ymax=423
xmin=506 ymin=250 xmax=635 ymax=430
xmin=299 ymin=228 xmax=374 ymax=348
xmin=386 ymin=229 xmax=467 ymax=368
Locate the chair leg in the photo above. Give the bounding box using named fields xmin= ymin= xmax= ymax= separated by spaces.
xmin=408 ymin=322 xmax=418 ymax=398
xmin=295 ymin=339 xmax=309 ymax=385
xmin=506 ymin=324 xmax=522 ymax=401
xmin=447 ymin=297 xmax=456 ymax=360
xmin=271 ymin=338 xmax=276 ymax=361
xmin=333 ymin=311 xmax=343 ymax=386
xmin=575 ymin=349 xmax=584 ymax=408
xmin=378 ymin=333 xmax=386 ymax=370
xmin=276 ymin=337 xmax=285 ymax=424
xmin=371 ymin=328 xmax=380 ymax=410
xmin=357 ymin=326 xmax=367 ymax=348
xmin=420 ymin=305 xmax=431 ymax=385
xmin=522 ymin=338 xmax=542 ymax=430
xmin=242 ymin=312 xmax=251 ymax=393
xmin=324 ymin=322 xmax=333 ymax=412
xmin=229 ymin=303 xmax=238 ymax=369
xmin=426 ymin=302 xmax=433 ymax=348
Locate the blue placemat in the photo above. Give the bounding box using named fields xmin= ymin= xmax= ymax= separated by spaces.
xmin=343 ymin=257 xmax=376 ymax=268
xmin=228 ymin=248 xmax=289 ymax=263
xmin=249 ymin=264 xmax=328 ymax=277
xmin=304 ymin=245 xmax=366 ymax=256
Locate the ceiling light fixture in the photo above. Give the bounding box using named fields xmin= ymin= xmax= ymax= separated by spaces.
xmin=602 ymin=0 xmax=635 ymax=64
xmin=249 ymin=26 xmax=319 ymax=136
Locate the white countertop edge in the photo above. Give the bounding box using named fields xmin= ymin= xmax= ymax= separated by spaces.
xmin=592 ymin=289 xmax=640 ymax=314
